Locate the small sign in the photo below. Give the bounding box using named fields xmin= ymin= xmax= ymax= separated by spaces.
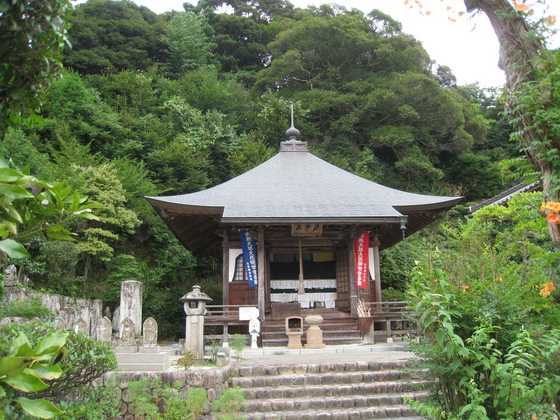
xmin=239 ymin=307 xmax=258 ymax=321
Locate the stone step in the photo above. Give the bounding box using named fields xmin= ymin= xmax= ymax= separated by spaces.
xmin=208 ymin=359 xmax=427 ymax=420
xmin=262 ymin=336 xmax=363 ymax=347
xmin=241 ymin=380 xmax=427 ymax=400
xmin=240 ymin=391 xmax=429 ymax=413
xmin=231 ymin=360 xmax=413 ymax=377
xmin=232 ymin=370 xmax=415 ymax=388
xmin=206 ymin=404 xmax=420 ymax=419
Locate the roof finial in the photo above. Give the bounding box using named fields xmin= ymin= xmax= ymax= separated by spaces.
xmin=285 ymin=103 xmax=300 ymax=140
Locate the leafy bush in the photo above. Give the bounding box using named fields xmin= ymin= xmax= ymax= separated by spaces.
xmin=230 ymin=334 xmax=246 ymax=360
xmin=212 ymin=386 xmax=245 ymax=420
xmin=0 ymin=330 xmax=68 ymax=419
xmin=407 ymin=269 xmax=560 ymax=419
xmin=128 ymin=376 xmax=208 ymax=419
xmin=56 ymin=383 xmax=120 ymax=420
xmin=175 ymin=350 xmax=198 ymax=370
xmin=0 ymin=296 xmax=54 ymax=320
xmin=0 ymin=321 xmax=117 ymax=401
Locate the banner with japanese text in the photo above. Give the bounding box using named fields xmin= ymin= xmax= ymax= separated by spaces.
xmin=355 ymin=231 xmax=369 ymax=288
xmin=240 ymin=230 xmax=258 ymax=287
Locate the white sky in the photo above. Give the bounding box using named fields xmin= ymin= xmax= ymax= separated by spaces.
xmin=73 ymin=0 xmax=560 ymax=87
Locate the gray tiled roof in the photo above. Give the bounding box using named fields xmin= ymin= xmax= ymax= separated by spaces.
xmin=147 ymin=144 xmax=461 ymax=224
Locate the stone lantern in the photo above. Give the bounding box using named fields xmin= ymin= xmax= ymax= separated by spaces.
xmin=180 ymin=285 xmax=212 ymax=358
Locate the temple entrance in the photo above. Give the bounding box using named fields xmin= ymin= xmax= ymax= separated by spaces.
xmin=269 ymin=250 xmax=338 ymax=310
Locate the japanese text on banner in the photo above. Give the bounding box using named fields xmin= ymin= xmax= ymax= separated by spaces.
xmin=355 ymin=231 xmax=369 ymax=288
xmin=240 ymin=230 xmax=258 ymax=287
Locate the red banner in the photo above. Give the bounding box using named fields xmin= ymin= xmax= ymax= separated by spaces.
xmin=355 ymin=231 xmax=369 ymax=288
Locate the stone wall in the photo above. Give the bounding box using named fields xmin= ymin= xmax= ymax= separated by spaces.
xmin=3 ymin=288 xmax=104 ymax=339
xmin=103 ymin=367 xmax=232 ymax=419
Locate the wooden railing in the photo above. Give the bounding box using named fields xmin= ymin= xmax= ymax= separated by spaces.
xmin=205 ymin=305 xmax=255 ymax=320
xmin=202 ymin=302 xmax=418 ymax=345
xmin=204 ymin=305 xmax=255 ymax=343
xmin=358 ymin=301 xmax=418 ymax=344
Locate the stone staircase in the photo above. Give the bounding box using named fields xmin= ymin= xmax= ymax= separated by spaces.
xmin=261 ymin=318 xmax=362 ymax=347
xmin=211 ymin=359 xmax=428 ymax=419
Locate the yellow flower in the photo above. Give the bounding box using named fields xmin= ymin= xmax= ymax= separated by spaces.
xmin=494 ymin=277 xmax=503 ymax=282
xmin=462 ymin=285 xmax=470 ymax=292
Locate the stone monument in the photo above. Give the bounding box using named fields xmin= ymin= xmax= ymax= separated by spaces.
xmin=142 ymin=317 xmax=158 ymax=347
xmin=97 ymin=316 xmax=113 ymax=345
xmin=119 ymin=281 xmax=142 ymax=338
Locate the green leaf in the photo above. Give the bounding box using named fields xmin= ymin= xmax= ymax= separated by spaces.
xmin=70 ymin=190 xmax=80 ymax=212
xmin=0 ymin=184 xmax=34 ymax=200
xmin=435 ymin=328 xmax=447 ymax=347
xmin=45 ymin=231 xmax=75 ymax=241
xmin=13 ymin=397 xmax=63 ymax=419
xmin=0 ymin=356 xmax=30 ymax=377
xmin=0 ymin=167 xmax=25 ymax=183
xmin=9 ymin=334 xmax=33 ymax=357
xmin=0 ymin=239 xmax=30 ymax=259
xmin=33 ymin=365 xmax=62 ymax=381
xmin=2 ymin=371 xmax=49 ymax=392
xmin=34 ymin=331 xmax=69 ymax=357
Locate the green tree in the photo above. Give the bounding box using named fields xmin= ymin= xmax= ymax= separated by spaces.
xmin=444 ymin=153 xmax=503 ymax=201
xmin=0 ymin=0 xmax=73 ymax=134
xmin=69 ymin=163 xmax=141 ymax=291
xmin=43 ymin=72 xmax=127 ymax=158
xmin=63 ymin=0 xmax=166 ymax=74
xmin=161 ymin=12 xmax=216 ymax=79
xmin=458 ymin=0 xmax=560 ymax=245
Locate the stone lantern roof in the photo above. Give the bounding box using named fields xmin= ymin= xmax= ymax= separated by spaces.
xmin=180 ymin=285 xmax=213 ymax=303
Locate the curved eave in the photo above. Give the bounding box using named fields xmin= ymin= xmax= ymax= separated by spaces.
xmin=147 ymin=197 xmax=224 ymax=254
xmin=146 ymin=196 xmax=225 ymax=215
xmin=221 ymin=216 xmax=406 ymax=224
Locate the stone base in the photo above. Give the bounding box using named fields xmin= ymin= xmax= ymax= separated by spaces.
xmin=139 ymin=346 xmax=162 ymax=353
xmin=115 ymin=349 xmax=172 ymax=371
xmin=304 ymin=343 xmax=326 ymax=349
xmin=286 ymin=332 xmax=303 ymax=349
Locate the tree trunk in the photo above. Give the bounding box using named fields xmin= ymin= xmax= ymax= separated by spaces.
xmin=464 ymin=0 xmax=560 ymax=246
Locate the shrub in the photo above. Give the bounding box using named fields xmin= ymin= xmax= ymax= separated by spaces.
xmin=0 ymin=330 xmax=68 ymax=419
xmin=128 ymin=376 xmax=208 ymax=419
xmin=0 ymin=321 xmax=118 ymax=401
xmin=56 ymin=383 xmax=120 ymax=420
xmin=407 ymin=269 xmax=560 ymax=419
xmin=230 ymin=334 xmax=246 ymax=360
xmin=175 ymin=350 xmax=198 ymax=370
xmin=212 ymin=386 xmax=245 ymax=420
xmin=0 ymin=295 xmax=55 ymax=320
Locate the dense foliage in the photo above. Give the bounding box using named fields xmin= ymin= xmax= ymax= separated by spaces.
xmin=0 ymin=321 xmax=118 ymax=419
xmin=0 ymin=0 xmax=531 ymax=338
xmin=406 ymin=193 xmax=560 ymax=418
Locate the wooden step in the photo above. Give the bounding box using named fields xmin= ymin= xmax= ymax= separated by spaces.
xmin=261 ymin=317 xmax=362 ymax=347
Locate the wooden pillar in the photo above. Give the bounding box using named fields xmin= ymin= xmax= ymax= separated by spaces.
xmin=371 ymin=232 xmax=382 ymax=302
xmin=348 ymin=237 xmax=358 ymax=317
xmin=222 ymin=232 xmax=230 ymax=307
xmin=257 ymin=227 xmax=266 ymax=320
xmin=222 ymin=233 xmax=230 ymax=344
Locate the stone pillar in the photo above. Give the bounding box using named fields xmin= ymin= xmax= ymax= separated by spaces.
xmin=119 ymin=281 xmax=142 ymax=338
xmin=180 ymin=285 xmax=212 ymax=359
